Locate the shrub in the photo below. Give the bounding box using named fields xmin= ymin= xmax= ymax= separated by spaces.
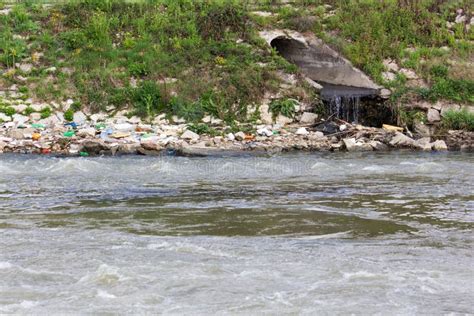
xmin=442 ymin=109 xmax=474 ymax=131
xmin=64 ymin=109 xmax=74 ymax=121
xmin=24 ymin=106 xmax=34 ymax=115
xmin=132 ymin=80 xmax=164 ymax=118
xmin=269 ymin=98 xmax=297 ymax=120
xmin=187 ymin=123 xmax=218 ymax=136
xmin=40 ymin=106 xmax=52 ymax=119
xmin=1 ymin=106 xmax=16 ymax=116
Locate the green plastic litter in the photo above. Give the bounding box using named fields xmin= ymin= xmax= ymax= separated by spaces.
xmin=63 ymin=131 xmax=75 ymax=137
xmin=31 ymin=123 xmax=46 ymax=129
xmin=95 ymin=123 xmax=106 ymax=130
xmin=79 ymin=152 xmax=89 ymax=157
xmin=141 ymin=133 xmax=153 ymax=138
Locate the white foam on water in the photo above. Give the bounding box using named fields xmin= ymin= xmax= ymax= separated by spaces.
xmin=96 ymin=289 xmax=117 ymax=299
xmin=0 ymin=261 xmax=13 ymax=269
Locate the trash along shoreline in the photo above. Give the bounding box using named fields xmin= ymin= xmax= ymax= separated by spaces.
xmin=0 ymin=112 xmax=472 ymax=157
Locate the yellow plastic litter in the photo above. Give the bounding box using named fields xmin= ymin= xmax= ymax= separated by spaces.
xmin=32 ymin=132 xmax=41 ymax=141
xmin=382 ymin=124 xmax=404 ymax=132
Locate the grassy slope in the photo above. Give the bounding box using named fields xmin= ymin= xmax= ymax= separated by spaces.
xmin=0 ymin=0 xmax=311 ymax=123
xmin=0 ymin=0 xmax=473 ymax=128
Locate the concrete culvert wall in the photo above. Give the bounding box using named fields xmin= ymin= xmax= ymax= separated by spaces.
xmin=262 ymin=30 xmax=396 ymax=126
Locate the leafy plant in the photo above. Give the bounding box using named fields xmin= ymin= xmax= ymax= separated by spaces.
xmin=64 ymin=109 xmax=74 ymax=121
xmin=269 ymin=98 xmax=297 ymax=120
xmin=40 ymin=106 xmax=52 ymax=119
xmin=442 ymin=109 xmax=474 ymax=131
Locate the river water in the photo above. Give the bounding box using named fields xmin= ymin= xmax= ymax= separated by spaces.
xmin=0 ymin=152 xmax=473 ymax=314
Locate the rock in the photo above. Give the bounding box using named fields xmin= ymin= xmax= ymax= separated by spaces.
xmin=455 ymin=14 xmax=467 ymax=24
xmin=172 ymin=116 xmax=186 ymax=124
xmin=14 ymin=104 xmax=28 ymax=113
xmin=227 ymin=133 xmax=235 ymax=141
xmin=382 ymin=72 xmax=396 ymax=82
xmin=12 ymin=114 xmax=29 ymax=125
xmin=296 ymin=127 xmax=309 ymax=136
xmin=77 ymin=127 xmax=96 ymax=138
xmin=45 ymin=67 xmax=57 ymax=73
xmin=90 ymin=113 xmax=107 ymax=122
xmin=140 ymin=138 xmax=162 ymax=152
xmin=427 ymin=108 xmax=441 ymax=123
xmin=275 ymin=114 xmax=293 ymax=126
xmin=82 ymin=140 xmax=110 ymax=155
xmin=19 ymin=63 xmax=33 ymax=74
xmin=432 ymin=140 xmax=448 ymax=151
xmin=181 ymin=130 xmax=200 ymax=141
xmin=113 ymin=123 xmax=134 ymax=132
xmin=399 ymin=68 xmax=418 ymax=80
xmin=380 ymin=88 xmax=392 ymax=99
xmin=73 ymin=111 xmax=87 ymax=125
xmin=257 ymin=128 xmax=273 ymax=137
xmin=0 ymin=113 xmax=12 ymax=122
xmin=127 ymin=116 xmax=141 ymax=124
xmin=29 ymin=113 xmax=41 ymax=121
xmin=299 ymin=112 xmax=318 ymax=124
xmin=414 ymin=137 xmax=433 ymax=151
xmin=235 ymin=132 xmax=246 ymax=141
xmin=309 ymin=131 xmax=325 ymax=140
xmin=440 ymin=104 xmax=461 ymax=117
xmin=343 ymin=138 xmax=373 ymax=152
xmin=69 ymin=143 xmax=82 ymax=155
xmin=339 ymin=124 xmax=348 ymax=132
xmin=389 ymin=132 xmax=415 ymax=148
xmin=383 ymin=59 xmax=400 ymax=72
xmin=413 ymin=121 xmax=433 ymax=137
xmin=117 ymin=143 xmax=140 ymax=155
xmin=369 ymin=141 xmax=388 ymax=151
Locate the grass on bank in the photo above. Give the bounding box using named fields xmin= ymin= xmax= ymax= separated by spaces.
xmin=0 ymin=0 xmax=311 ymax=123
xmin=0 ymin=0 xmax=473 ymax=129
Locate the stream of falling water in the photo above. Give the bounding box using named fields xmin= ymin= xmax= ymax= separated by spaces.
xmin=328 ymin=96 xmax=361 ymax=124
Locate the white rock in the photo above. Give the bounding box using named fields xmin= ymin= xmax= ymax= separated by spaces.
xmin=296 ymin=127 xmax=309 ymax=136
xmin=235 ymin=131 xmax=246 ymax=141
xmin=304 ymin=77 xmax=323 ymax=91
xmin=400 ymin=68 xmax=418 ymax=80
xmin=127 ymin=116 xmax=142 ymax=124
xmin=227 ymin=133 xmax=235 ymax=141
xmin=29 ymin=113 xmax=41 ymax=121
xmin=382 ymin=72 xmax=397 ymax=82
xmin=432 ymin=140 xmax=448 ymax=151
xmin=30 ymin=103 xmax=46 ymax=111
xmin=299 ymin=112 xmax=318 ymax=124
xmin=172 ymin=116 xmax=186 ymax=124
xmin=0 ymin=113 xmax=12 ymax=122
xmin=12 ymin=114 xmax=29 ymax=125
xmin=90 ymin=113 xmax=107 ymax=122
xmin=389 ymin=132 xmax=415 ymax=147
xmin=181 ymin=130 xmax=200 ymax=141
xmin=339 ymin=124 xmax=348 ymax=132
xmin=73 ymin=111 xmax=87 ymax=125
xmin=114 ymin=123 xmax=134 ymax=132
xmin=77 ymin=128 xmax=96 ymax=138
xmin=427 ymin=108 xmax=441 ymax=123
xmin=276 ymin=114 xmax=293 ymax=126
xmin=383 ymin=59 xmax=400 ymax=72
xmin=455 ymin=15 xmax=467 ymax=24
xmin=257 ymin=128 xmax=273 ymax=137
xmin=202 ymin=115 xmax=212 ymax=123
xmin=19 ymin=63 xmax=33 ymax=73
xmin=380 ymin=88 xmax=392 ymax=99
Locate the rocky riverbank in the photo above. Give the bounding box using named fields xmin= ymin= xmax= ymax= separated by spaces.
xmin=0 ymin=110 xmax=472 ymax=157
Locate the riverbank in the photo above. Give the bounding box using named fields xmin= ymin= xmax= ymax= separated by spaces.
xmin=1 ymin=112 xmax=472 ymax=157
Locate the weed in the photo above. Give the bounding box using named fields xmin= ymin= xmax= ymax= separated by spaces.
xmin=442 ymin=109 xmax=474 ymax=131
xmin=64 ymin=109 xmax=74 ymax=121
xmin=269 ymin=98 xmax=297 ymax=120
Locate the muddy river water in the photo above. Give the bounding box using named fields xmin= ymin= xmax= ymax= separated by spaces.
xmin=0 ymin=152 xmax=473 ymax=314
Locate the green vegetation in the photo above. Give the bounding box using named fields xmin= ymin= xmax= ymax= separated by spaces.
xmin=0 ymin=0 xmax=472 ymax=125
xmin=0 ymin=0 xmax=306 ymax=123
xmin=269 ymin=98 xmax=297 ymax=120
xmin=64 ymin=109 xmax=74 ymax=121
xmin=442 ymin=109 xmax=474 ymax=131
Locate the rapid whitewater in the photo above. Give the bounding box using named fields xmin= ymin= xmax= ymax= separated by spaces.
xmin=0 ymin=152 xmax=473 ymax=314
